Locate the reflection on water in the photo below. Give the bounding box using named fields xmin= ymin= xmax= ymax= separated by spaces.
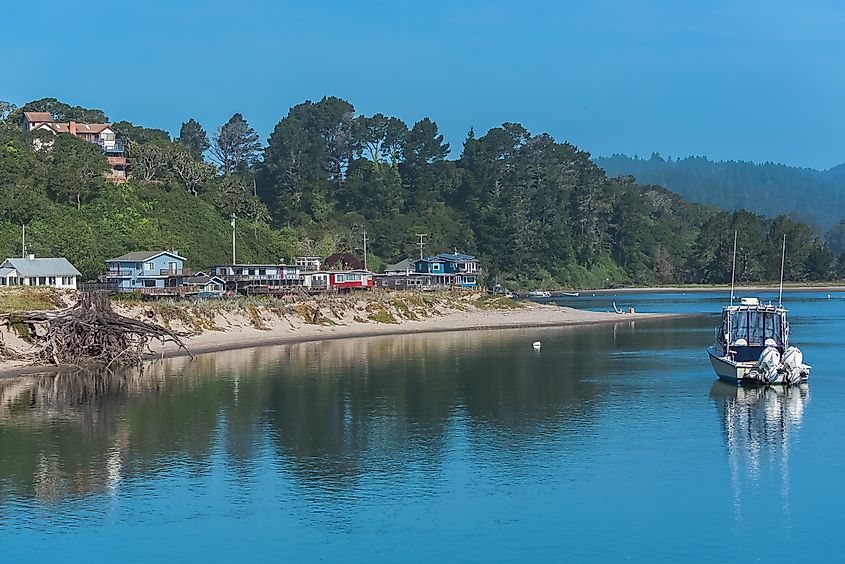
xmin=0 ymin=319 xmax=707 ymax=506
xmin=710 ymin=381 xmax=809 ymax=528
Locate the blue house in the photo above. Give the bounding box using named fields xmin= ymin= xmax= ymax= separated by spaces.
xmin=105 ymin=250 xmax=188 ymax=292
xmin=414 ymin=252 xmax=480 ymax=288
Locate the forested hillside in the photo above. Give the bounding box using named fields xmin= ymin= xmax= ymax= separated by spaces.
xmin=0 ymin=97 xmax=837 ymax=288
xmin=595 ymin=154 xmax=845 ymax=230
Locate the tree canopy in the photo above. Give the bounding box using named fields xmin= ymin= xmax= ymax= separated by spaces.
xmin=0 ymin=96 xmax=838 ymax=287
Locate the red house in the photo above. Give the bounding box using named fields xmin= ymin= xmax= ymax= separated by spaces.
xmin=302 ymin=270 xmax=373 ymax=291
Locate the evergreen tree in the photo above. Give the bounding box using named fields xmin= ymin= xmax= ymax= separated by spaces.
xmin=176 ymin=118 xmax=210 ymax=159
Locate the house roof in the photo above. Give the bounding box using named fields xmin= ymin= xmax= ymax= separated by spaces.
xmin=55 ymin=123 xmax=112 ymax=134
xmin=23 ymin=111 xmax=54 ymax=122
xmin=436 ymin=252 xmax=477 ymax=262
xmin=0 ymin=267 xmax=13 ymax=277
xmin=1 ymin=257 xmax=80 ymax=277
xmin=186 ymin=275 xmax=225 ymax=285
xmin=29 ymin=119 xmax=112 ymax=135
xmin=417 ymin=256 xmax=445 ymax=264
xmin=108 ymin=250 xmax=186 ymax=262
xmin=384 ymin=258 xmax=414 ymax=272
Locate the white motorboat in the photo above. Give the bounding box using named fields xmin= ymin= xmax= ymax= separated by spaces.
xmin=706 ymin=297 xmax=810 ymax=386
xmin=527 ymin=290 xmax=551 ymax=298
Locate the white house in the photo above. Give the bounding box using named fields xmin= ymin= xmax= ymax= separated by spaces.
xmin=0 ymin=255 xmax=80 ymax=288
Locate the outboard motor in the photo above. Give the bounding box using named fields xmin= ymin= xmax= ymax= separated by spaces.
xmin=758 ymin=346 xmax=782 ymax=384
xmin=782 ymin=347 xmax=806 ymax=386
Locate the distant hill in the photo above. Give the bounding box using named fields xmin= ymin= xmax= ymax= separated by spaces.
xmin=595 ymin=154 xmax=845 ymax=230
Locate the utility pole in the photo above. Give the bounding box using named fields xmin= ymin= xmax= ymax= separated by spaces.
xmin=362 ymin=230 xmax=368 ymax=270
xmin=415 ymin=233 xmax=427 ymax=259
xmin=21 ymin=224 xmax=25 ymax=258
xmin=231 ymin=213 xmax=236 ymax=264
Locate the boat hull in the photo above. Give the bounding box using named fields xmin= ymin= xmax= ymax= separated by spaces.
xmin=706 ymin=346 xmax=808 ymax=386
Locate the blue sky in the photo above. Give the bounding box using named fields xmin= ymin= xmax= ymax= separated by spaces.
xmin=4 ymin=0 xmax=842 ymax=169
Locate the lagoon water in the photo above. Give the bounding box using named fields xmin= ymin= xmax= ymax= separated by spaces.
xmin=1 ymin=291 xmax=843 ymax=562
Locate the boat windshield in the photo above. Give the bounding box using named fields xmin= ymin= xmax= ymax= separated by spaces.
xmin=728 ymin=310 xmax=783 ymax=346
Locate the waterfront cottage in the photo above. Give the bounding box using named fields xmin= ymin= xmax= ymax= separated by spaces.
xmin=184 ymin=274 xmax=226 ymax=297
xmin=209 ymin=263 xmax=302 ymax=294
xmin=414 ymin=252 xmax=480 ymax=288
xmin=0 ymin=255 xmax=80 ymax=288
xmin=105 ymin=251 xmax=188 ymax=293
xmin=375 ymin=273 xmax=434 ymax=290
xmin=302 ymin=270 xmax=374 ymax=291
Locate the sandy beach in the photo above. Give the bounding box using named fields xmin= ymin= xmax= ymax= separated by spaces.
xmin=0 ymin=298 xmax=680 ymax=378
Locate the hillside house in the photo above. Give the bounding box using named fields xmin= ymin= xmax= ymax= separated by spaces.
xmin=0 ymin=255 xmax=80 ymax=288
xmin=105 ymin=251 xmax=188 ymax=292
xmin=22 ymin=112 xmax=128 ymax=180
xmin=414 ymin=252 xmax=480 ymax=288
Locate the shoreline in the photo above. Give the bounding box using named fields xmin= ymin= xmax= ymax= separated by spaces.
xmin=583 ymin=285 xmax=845 ymax=295
xmin=0 ymin=304 xmax=694 ymax=379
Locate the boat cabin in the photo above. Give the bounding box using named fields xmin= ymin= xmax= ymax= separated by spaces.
xmin=716 ymin=298 xmax=788 ymax=362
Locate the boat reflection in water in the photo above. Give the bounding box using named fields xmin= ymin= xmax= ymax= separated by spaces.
xmin=710 ymin=381 xmax=809 ymax=527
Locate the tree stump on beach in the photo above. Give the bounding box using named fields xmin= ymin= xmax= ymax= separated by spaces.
xmin=0 ymin=291 xmax=192 ymax=368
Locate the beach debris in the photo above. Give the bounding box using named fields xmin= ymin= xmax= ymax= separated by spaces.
xmin=0 ymin=291 xmax=192 ymax=368
xmin=532 ymin=341 xmax=541 ymax=350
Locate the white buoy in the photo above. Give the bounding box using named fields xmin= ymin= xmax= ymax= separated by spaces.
xmin=532 ymin=341 xmax=541 ymax=350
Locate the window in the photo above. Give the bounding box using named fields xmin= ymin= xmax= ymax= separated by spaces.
xmin=144 ymin=262 xmax=155 ymax=271
xmin=39 ymin=277 xmax=47 ymax=285
xmin=259 ymin=268 xmax=266 ymax=276
xmin=143 ymin=279 xmax=157 ymax=288
xmin=335 ymin=274 xmax=345 ymax=283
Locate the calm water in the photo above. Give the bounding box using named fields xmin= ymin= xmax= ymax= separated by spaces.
xmin=1 ymin=291 xmax=843 ymax=562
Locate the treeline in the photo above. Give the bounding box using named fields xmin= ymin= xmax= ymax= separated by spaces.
xmin=0 ymin=97 xmax=838 ymax=288
xmin=595 ymin=153 xmax=845 ymax=230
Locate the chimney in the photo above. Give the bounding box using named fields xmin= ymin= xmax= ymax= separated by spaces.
xmin=27 ymin=253 xmax=35 ymax=261
xmin=69 ymin=121 xmax=77 ymax=136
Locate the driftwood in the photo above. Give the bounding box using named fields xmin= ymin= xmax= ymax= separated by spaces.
xmin=1 ymin=291 xmax=192 ymax=367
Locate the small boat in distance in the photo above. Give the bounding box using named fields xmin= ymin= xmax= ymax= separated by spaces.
xmin=706 ymin=232 xmax=810 ymax=386
xmin=527 ymin=290 xmax=552 ymax=298
xmin=560 ymin=291 xmax=580 ymax=297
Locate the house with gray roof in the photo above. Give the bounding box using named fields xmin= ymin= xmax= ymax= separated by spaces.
xmin=383 ymin=258 xmax=414 ymax=275
xmin=0 ymin=255 xmax=81 ymax=288
xmin=105 ymin=250 xmax=188 ymax=292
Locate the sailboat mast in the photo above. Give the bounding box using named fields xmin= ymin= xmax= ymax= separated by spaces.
xmin=779 ymin=234 xmax=786 ymax=306
xmin=730 ymin=230 xmax=737 ymax=306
